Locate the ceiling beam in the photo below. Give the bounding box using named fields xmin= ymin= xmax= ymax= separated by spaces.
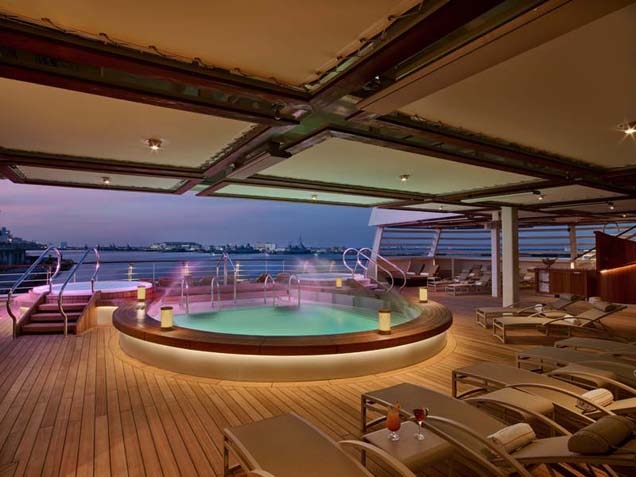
xmin=358 ymin=0 xmax=632 ymax=114
xmin=0 ymin=148 xmax=202 ymax=180
xmin=311 ymin=0 xmax=507 ymax=108
xmin=0 ymin=20 xmax=309 ymax=109
xmin=0 ymin=64 xmax=296 ymax=126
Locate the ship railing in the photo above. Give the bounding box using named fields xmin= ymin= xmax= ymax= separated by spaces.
xmin=6 ymin=246 xmax=62 ymax=338
xmin=58 ymin=248 xmax=99 ymax=337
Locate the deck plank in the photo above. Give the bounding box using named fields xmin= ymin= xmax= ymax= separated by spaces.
xmin=0 ymin=290 xmax=634 ymax=475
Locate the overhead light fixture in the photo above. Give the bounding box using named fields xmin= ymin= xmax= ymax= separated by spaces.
xmin=102 ymin=176 xmax=111 ymax=185
xmin=618 ymin=121 xmax=636 ymax=135
xmin=311 ymin=194 xmax=318 ymax=201
xmin=399 ymin=174 xmax=410 ymax=182
xmin=608 ymin=201 xmax=615 ymax=211
xmin=533 ymin=190 xmax=544 ymax=200
xmin=145 ymin=138 xmax=163 ymax=151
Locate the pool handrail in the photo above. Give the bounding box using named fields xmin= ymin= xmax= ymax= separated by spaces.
xmin=210 ymin=277 xmax=220 ymax=307
xmin=355 ymin=249 xmax=397 ymax=292
xmin=58 ymin=247 xmax=99 ymax=337
xmin=358 ymin=247 xmax=406 ymax=291
xmin=288 ymin=274 xmax=301 ymax=307
xmin=263 ymin=274 xmax=275 ymax=305
xmin=6 ymin=246 xmax=61 ymax=338
xmin=342 ymin=248 xmax=359 ymax=278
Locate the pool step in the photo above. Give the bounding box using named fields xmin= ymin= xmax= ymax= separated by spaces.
xmin=38 ymin=302 xmax=87 ymax=312
xmin=30 ymin=312 xmax=82 ymax=323
xmin=20 ymin=322 xmax=77 ymax=334
xmin=20 ymin=298 xmax=91 ymax=335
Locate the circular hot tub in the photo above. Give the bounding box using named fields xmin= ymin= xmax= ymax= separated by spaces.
xmin=33 ymin=280 xmax=153 ymax=300
xmin=114 ymin=292 xmax=451 ymax=381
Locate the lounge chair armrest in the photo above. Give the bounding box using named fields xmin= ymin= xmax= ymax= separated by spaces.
xmin=505 ymin=383 xmax=615 ymax=417
xmin=338 ymin=440 xmax=416 ymax=477
xmin=246 ymin=471 xmax=276 ymax=477
xmin=547 ymin=369 xmax=636 ymax=397
xmin=599 ymin=350 xmax=636 ymax=360
xmin=465 ymin=396 xmax=571 ymax=436
xmin=422 ymin=416 xmax=532 ymax=477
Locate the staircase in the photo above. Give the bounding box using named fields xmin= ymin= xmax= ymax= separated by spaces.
xmin=20 ymin=297 xmax=89 ymax=334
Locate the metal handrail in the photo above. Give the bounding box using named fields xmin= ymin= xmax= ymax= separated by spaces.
xmin=355 ymin=249 xmax=399 ymax=292
xmin=342 ymin=248 xmax=359 ymax=277
xmin=288 ymin=274 xmax=301 ymax=307
xmin=263 ymin=274 xmax=275 ymax=305
xmin=210 ymin=277 xmax=219 ymax=307
xmin=359 ymin=247 xmax=407 ymax=288
xmin=58 ymin=248 xmax=99 ymax=336
xmin=6 ymin=246 xmax=61 ymax=338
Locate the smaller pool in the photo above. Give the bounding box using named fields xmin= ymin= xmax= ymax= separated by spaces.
xmin=33 ymin=280 xmax=152 ymax=296
xmin=172 ymin=304 xmax=410 ymax=336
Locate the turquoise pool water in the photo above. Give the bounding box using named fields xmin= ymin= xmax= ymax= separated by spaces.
xmin=173 ymin=304 xmax=411 ymax=336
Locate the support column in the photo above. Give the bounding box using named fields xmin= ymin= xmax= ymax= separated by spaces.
xmin=501 ymin=207 xmax=519 ymax=306
xmin=369 ymin=226 xmax=384 ymax=280
xmin=490 ymin=212 xmax=501 ymax=298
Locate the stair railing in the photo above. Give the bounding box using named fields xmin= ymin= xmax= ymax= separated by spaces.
xmin=288 ymin=274 xmax=301 ymax=307
xmin=6 ymin=246 xmax=61 ymax=338
xmin=358 ymin=247 xmax=406 ymax=291
xmin=58 ymin=248 xmax=99 ymax=337
xmin=355 ymin=249 xmax=398 ymax=292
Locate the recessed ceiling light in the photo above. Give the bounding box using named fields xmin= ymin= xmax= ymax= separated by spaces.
xmin=145 ymin=138 xmax=163 ymax=151
xmin=399 ymin=174 xmax=410 ymax=182
xmin=622 ymin=213 xmax=627 ymax=218
xmin=533 ymin=190 xmax=544 ymax=200
xmin=102 ymin=176 xmax=111 ymax=185
xmin=618 ymin=121 xmax=636 ymax=135
xmin=438 ymin=205 xmax=444 ymax=211
xmin=311 ymin=194 xmax=318 ymax=201
xmin=608 ymin=201 xmax=615 ymax=210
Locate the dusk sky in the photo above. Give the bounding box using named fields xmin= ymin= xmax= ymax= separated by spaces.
xmin=0 ymin=181 xmax=374 ymax=247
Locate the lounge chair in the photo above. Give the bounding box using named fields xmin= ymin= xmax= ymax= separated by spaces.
xmin=362 ymin=383 xmax=634 ymax=476
xmin=492 ymin=301 xmax=626 ymax=344
xmin=475 ymin=293 xmax=579 ymax=329
xmin=394 ymin=261 xmax=439 ymax=286
xmin=516 ymin=346 xmax=636 ymax=388
xmin=452 ymin=362 xmax=636 ymax=426
xmin=556 ymin=337 xmax=636 ymax=353
xmin=223 ymin=412 xmax=416 ymax=477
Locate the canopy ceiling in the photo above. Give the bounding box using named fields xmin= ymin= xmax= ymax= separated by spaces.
xmin=0 ymin=0 xmax=635 ymax=225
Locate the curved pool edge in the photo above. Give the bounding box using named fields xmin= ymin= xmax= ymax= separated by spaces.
xmin=113 ymin=301 xmax=452 ymax=381
xmin=113 ymin=301 xmax=452 ymax=355
xmin=119 ymin=331 xmax=448 ymax=381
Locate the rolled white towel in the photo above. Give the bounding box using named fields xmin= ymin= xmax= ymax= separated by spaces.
xmin=576 ymin=388 xmax=614 ymax=412
xmin=487 ymin=423 xmax=536 ymax=453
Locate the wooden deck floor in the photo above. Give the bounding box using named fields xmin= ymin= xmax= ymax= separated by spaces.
xmin=1 ymin=290 xmax=634 ymax=476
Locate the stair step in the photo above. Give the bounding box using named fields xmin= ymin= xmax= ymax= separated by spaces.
xmin=31 ymin=312 xmax=81 ymax=322
xmin=21 ymin=322 xmax=77 ymax=334
xmin=38 ymin=303 xmax=87 ymax=312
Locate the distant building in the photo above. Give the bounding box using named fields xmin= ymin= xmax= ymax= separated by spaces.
xmin=255 ymin=242 xmax=276 ymax=252
xmin=0 ymin=227 xmax=10 ymax=244
xmin=149 ymin=241 xmax=204 ymax=252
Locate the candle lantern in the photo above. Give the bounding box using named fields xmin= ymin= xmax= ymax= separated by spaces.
xmin=160 ymin=306 xmax=174 ymax=330
xmin=419 ymin=286 xmax=428 ymax=303
xmin=378 ymin=309 xmax=392 ymax=335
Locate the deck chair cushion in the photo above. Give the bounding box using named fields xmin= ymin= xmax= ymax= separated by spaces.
xmin=576 ymin=388 xmax=614 ymax=412
xmin=568 ymin=415 xmax=635 ymax=454
xmin=487 ymin=423 xmax=536 ymax=453
xmin=592 ymin=301 xmax=616 ymax=312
